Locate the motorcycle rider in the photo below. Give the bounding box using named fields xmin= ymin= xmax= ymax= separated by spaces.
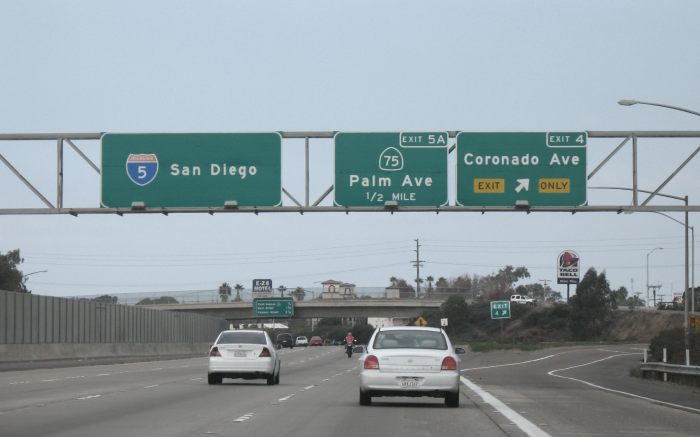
xmin=345 ymin=331 xmax=355 ymax=357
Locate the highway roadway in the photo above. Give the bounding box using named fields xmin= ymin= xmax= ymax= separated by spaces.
xmin=0 ymin=344 xmax=698 ymax=437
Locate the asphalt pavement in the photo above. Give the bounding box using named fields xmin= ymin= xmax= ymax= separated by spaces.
xmin=1 ymin=344 xmax=698 ymax=437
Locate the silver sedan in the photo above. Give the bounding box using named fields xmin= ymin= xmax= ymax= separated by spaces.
xmin=207 ymin=330 xmax=281 ymax=385
xmin=359 ymin=326 xmax=465 ymax=407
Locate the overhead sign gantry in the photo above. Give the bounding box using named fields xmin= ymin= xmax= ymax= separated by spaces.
xmin=1 ymin=130 xmax=699 ymax=214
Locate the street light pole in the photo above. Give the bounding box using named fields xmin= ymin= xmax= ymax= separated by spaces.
xmin=618 ymin=99 xmax=699 ymax=350
xmin=24 ymin=270 xmax=48 ymax=278
xmin=646 ymin=247 xmax=662 ymax=308
xmin=618 ymin=99 xmax=700 ymax=118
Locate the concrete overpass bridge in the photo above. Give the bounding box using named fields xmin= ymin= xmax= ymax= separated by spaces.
xmin=150 ymin=299 xmax=444 ymax=320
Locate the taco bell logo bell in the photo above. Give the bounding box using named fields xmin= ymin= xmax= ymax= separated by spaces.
xmin=126 ymin=154 xmax=159 ymax=186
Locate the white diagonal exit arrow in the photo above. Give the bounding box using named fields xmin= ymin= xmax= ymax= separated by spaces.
xmin=515 ymin=179 xmax=530 ymax=193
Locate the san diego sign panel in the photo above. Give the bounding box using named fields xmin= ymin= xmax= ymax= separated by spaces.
xmin=101 ymin=133 xmax=282 ymax=208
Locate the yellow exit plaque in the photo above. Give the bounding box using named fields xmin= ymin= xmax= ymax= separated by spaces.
xmin=473 ymin=178 xmax=505 ymax=193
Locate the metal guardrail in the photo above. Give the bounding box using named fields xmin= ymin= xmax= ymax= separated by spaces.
xmin=640 ymin=362 xmax=700 ymax=376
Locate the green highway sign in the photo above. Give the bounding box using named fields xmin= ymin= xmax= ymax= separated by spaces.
xmin=334 ymin=132 xmax=449 ymax=207
xmin=490 ymin=300 xmax=511 ymax=319
xmin=253 ymin=298 xmax=294 ymax=317
xmin=101 ymin=133 xmax=282 ymax=208
xmin=456 ymin=132 xmax=587 ymax=207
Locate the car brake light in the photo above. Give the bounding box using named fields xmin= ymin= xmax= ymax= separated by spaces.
xmin=259 ymin=347 xmax=272 ymax=357
xmin=441 ymin=356 xmax=457 ymax=371
xmin=209 ymin=347 xmax=221 ymax=357
xmin=364 ymin=355 xmax=379 ymax=370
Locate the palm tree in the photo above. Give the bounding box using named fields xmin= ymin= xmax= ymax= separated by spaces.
xmin=426 ymin=276 xmax=434 ymax=293
xmin=233 ymin=283 xmax=244 ymax=302
xmin=390 ymin=276 xmax=398 ymax=286
xmin=277 ymin=285 xmax=287 ymax=297
xmin=218 ymin=282 xmax=232 ymax=303
xmin=291 ymin=286 xmax=305 ymax=301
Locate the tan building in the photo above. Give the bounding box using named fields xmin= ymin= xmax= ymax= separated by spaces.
xmin=321 ymin=280 xmax=357 ymax=299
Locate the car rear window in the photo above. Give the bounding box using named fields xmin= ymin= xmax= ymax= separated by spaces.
xmin=217 ymin=332 xmax=267 ymax=345
xmin=373 ymin=330 xmax=447 ymax=350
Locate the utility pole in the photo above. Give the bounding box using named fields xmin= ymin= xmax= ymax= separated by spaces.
xmin=539 ymin=279 xmax=550 ymax=302
xmin=412 ymin=239 xmax=424 ymax=298
xmin=649 ymin=284 xmax=662 ymax=308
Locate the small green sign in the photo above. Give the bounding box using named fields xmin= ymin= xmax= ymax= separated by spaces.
xmin=101 ymin=133 xmax=282 ymax=208
xmin=334 ymin=132 xmax=449 ymax=207
xmin=490 ymin=300 xmax=511 ymax=319
xmin=456 ymin=132 xmax=587 ymax=207
xmin=253 ymin=298 xmax=294 ymax=317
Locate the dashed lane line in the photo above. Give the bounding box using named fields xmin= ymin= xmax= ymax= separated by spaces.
xmin=233 ymin=413 xmax=254 ymax=423
xmin=76 ymin=394 xmax=102 ymax=400
xmin=278 ymin=394 xmax=295 ymax=402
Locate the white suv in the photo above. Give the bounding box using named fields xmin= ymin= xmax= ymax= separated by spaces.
xmin=295 ymin=336 xmax=309 ymax=346
xmin=510 ymin=294 xmax=536 ymax=305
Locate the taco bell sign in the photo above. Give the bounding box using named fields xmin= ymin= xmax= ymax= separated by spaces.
xmin=557 ymin=250 xmax=580 ymax=285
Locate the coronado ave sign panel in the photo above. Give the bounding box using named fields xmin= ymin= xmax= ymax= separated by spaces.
xmin=456 ymin=132 xmax=587 ymax=207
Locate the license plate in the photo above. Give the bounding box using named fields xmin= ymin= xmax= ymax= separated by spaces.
xmin=234 ymin=351 xmax=247 ymax=358
xmin=398 ymin=377 xmax=423 ymax=388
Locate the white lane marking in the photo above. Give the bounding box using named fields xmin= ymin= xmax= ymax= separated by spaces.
xmin=233 ymin=412 xmax=254 ymax=422
xmin=41 ymin=379 xmax=60 ymax=382
xmin=548 ymin=353 xmax=700 ymax=414
xmin=9 ymin=381 xmax=30 ymax=385
xmin=76 ymin=394 xmax=102 ymax=400
xmin=97 ymin=373 xmax=111 ymax=376
xmin=65 ymin=375 xmax=85 ymax=379
xmin=143 ymin=384 xmax=159 ymax=389
xmin=302 ymin=385 xmax=315 ymax=391
xmin=461 ymin=376 xmax=551 ymax=437
xmin=191 ymin=377 xmax=204 ymax=381
xmin=461 ymin=354 xmax=561 ymax=372
xmin=322 ymin=378 xmax=330 ymax=382
xmin=278 ymin=394 xmax=295 ymax=402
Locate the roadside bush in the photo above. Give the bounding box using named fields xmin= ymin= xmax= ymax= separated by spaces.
xmin=522 ymin=304 xmax=571 ymax=332
xmin=648 ymin=328 xmax=700 ymax=364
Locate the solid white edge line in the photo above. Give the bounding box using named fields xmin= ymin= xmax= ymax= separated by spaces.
xmin=460 ymin=353 xmax=560 ymax=372
xmin=548 ymin=353 xmax=700 ymax=414
xmin=460 ymin=376 xmax=552 ymax=437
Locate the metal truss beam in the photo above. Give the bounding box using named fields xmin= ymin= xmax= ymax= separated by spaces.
xmin=1 ymin=130 xmax=699 ymax=215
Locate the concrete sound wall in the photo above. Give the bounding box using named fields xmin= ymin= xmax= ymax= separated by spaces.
xmin=0 ymin=290 xmax=227 ymax=362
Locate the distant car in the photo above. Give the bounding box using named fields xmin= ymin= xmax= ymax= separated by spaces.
xmin=295 ymin=336 xmax=309 ymax=346
xmin=359 ymin=326 xmax=465 ymax=407
xmin=309 ymin=336 xmax=323 ymax=346
xmin=208 ymin=330 xmax=280 ymax=385
xmin=510 ymin=294 xmax=536 ymax=305
xmin=276 ymin=333 xmax=294 ymax=349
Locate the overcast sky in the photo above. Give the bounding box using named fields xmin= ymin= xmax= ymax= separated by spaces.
xmin=1 ymin=1 xmax=698 ymax=303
